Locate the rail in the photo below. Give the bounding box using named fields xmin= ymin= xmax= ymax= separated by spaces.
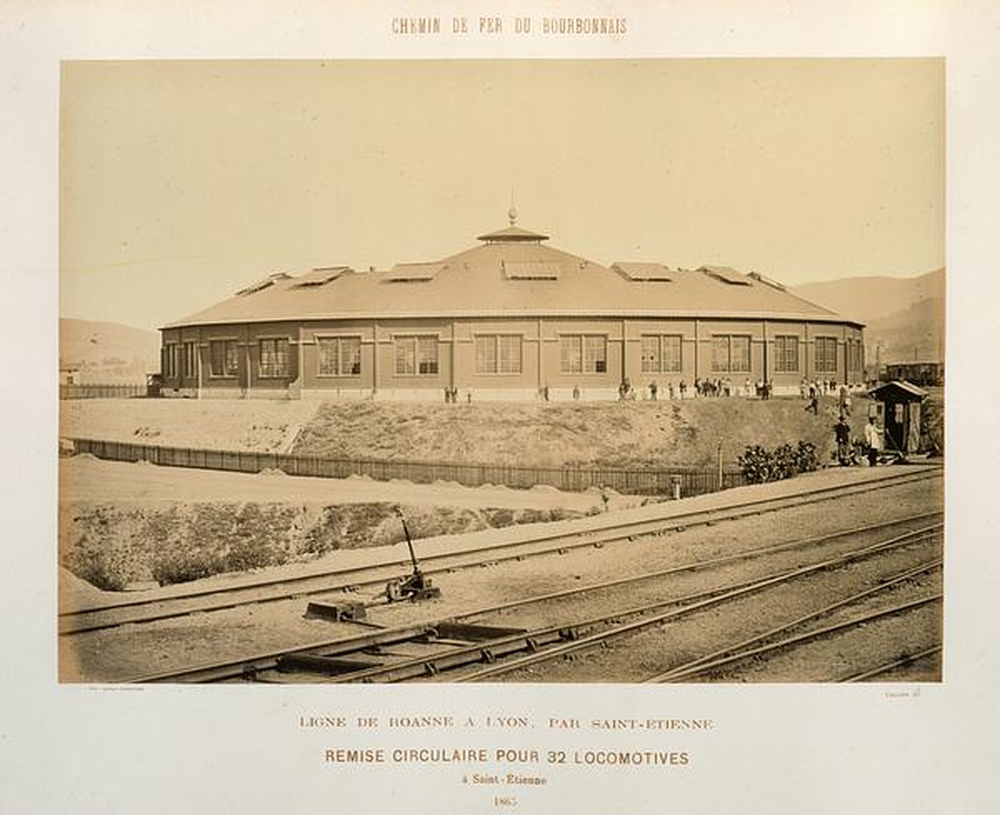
xmin=68 ymin=437 xmax=746 ymax=496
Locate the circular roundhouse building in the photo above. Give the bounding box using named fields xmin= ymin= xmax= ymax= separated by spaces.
xmin=160 ymin=212 xmax=865 ymax=401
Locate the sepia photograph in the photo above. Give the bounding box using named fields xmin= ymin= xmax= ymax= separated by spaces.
xmin=9 ymin=3 xmax=1000 ymax=812
xmin=58 ymin=58 xmax=945 ymax=686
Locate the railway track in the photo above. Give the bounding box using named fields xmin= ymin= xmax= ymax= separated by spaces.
xmin=62 ymin=466 xmax=941 ymax=637
xmin=127 ymin=513 xmax=942 ymax=683
xmin=838 ymin=645 xmax=942 ymax=682
xmin=450 ymin=528 xmax=943 ymax=684
xmin=642 ymin=559 xmax=942 ymax=682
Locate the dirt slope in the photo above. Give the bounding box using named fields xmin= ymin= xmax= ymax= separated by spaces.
xmin=292 ymin=398 xmax=871 ymax=469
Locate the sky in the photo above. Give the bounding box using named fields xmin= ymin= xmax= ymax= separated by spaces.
xmin=60 ymin=58 xmax=944 ymax=332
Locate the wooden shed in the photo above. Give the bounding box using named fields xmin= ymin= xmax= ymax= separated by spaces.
xmin=868 ymin=380 xmax=929 ymax=455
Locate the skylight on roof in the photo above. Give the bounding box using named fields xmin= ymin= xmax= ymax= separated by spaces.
xmin=234 ymin=272 xmax=292 ymax=296
xmin=503 ymin=261 xmax=561 ymax=280
xmin=291 ymin=266 xmax=350 ymax=288
xmin=700 ymin=266 xmax=751 ymax=286
xmin=747 ymin=271 xmax=786 ymax=290
xmin=613 ymin=263 xmax=673 ymax=282
xmin=386 ymin=262 xmax=444 ymax=282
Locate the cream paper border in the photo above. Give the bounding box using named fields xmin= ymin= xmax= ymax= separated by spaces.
xmin=4 ymin=2 xmax=999 ymax=813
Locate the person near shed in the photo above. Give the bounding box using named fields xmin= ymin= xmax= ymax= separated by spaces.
xmin=864 ymin=417 xmax=882 ymax=466
xmin=834 ymin=416 xmax=852 ymax=465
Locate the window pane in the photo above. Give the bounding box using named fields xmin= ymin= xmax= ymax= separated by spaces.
xmin=184 ymin=343 xmax=198 ymax=377
xmin=163 ymin=346 xmax=176 ymax=378
xmin=712 ymin=337 xmax=729 ymax=372
xmin=816 ymin=337 xmax=837 ymax=373
xmin=342 ymin=337 xmax=361 ymax=375
xmin=475 ymin=336 xmax=496 ymax=374
xmin=318 ymin=338 xmax=338 ymax=375
xmin=261 ymin=339 xmax=273 ymax=376
xmin=225 ymin=341 xmax=239 ymax=375
xmin=776 ymin=336 xmax=798 ymax=373
xmin=584 ymin=336 xmax=606 ymax=373
xmin=260 ymin=338 xmax=289 ymax=378
xmin=210 ymin=342 xmax=224 ymax=376
xmin=276 ymin=339 xmax=288 ymax=376
xmin=418 ymin=337 xmax=438 ymax=374
xmin=560 ymin=336 xmax=581 ymax=374
xmin=641 ymin=336 xmax=660 ymax=373
xmin=395 ymin=338 xmax=415 ymax=375
xmin=498 ymin=335 xmax=521 ymax=374
xmin=731 ymin=336 xmax=750 ymax=371
xmin=663 ymin=335 xmax=682 ymax=372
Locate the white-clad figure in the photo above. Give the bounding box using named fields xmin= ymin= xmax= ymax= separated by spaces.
xmin=864 ymin=417 xmax=882 ymax=466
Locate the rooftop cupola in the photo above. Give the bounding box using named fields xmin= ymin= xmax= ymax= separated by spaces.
xmin=476 ymin=204 xmax=549 ymax=244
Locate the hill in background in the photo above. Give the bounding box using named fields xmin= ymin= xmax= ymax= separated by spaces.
xmin=792 ymin=268 xmax=944 ymax=365
xmin=60 ymin=318 xmax=160 ymax=384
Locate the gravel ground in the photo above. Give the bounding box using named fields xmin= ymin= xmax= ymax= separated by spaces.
xmin=59 ymin=455 xmax=618 ymax=511
xmin=60 ymin=469 xmax=942 ymax=683
xmin=60 ymin=398 xmax=322 ymax=453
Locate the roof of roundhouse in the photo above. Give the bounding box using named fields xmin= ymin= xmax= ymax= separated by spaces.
xmin=163 ymin=222 xmax=857 ymax=329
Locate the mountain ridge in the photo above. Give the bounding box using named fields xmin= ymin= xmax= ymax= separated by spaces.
xmin=790 ymin=268 xmax=944 ymax=366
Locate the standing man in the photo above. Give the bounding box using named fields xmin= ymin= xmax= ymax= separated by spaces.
xmin=864 ymin=416 xmax=882 ymax=466
xmin=838 ymin=386 xmax=851 ymax=416
xmin=834 ymin=416 xmax=852 ymax=465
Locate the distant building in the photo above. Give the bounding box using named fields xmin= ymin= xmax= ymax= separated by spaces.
xmin=59 ymin=365 xmax=80 ymax=386
xmin=159 ymin=212 xmax=865 ymax=400
xmin=884 ymin=361 xmax=943 ymax=387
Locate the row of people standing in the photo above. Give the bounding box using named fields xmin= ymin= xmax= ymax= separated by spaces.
xmin=639 ymin=377 xmax=773 ymax=401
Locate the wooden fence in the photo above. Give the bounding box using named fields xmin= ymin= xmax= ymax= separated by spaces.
xmin=60 ymin=384 xmax=147 ymax=400
xmin=70 ymin=438 xmax=747 ymax=497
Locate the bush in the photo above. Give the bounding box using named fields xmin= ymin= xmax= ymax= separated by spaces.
xmin=63 ymin=533 xmax=140 ymax=591
xmin=60 ymin=506 xmax=146 ymax=590
xmin=794 ymin=440 xmax=820 ymax=473
xmin=151 ymin=546 xmax=227 ymax=586
xmin=64 ymin=500 xmax=590 ymax=589
xmin=738 ymin=440 xmax=820 ymax=484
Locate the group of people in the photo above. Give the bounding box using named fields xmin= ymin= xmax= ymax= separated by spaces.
xmin=442 ymin=387 xmax=471 ymax=403
xmin=634 ymin=376 xmax=773 ymax=401
xmin=802 ymin=377 xmax=843 ymax=398
xmin=804 ymin=380 xmax=856 ymax=416
xmin=834 ymin=414 xmax=883 ymax=466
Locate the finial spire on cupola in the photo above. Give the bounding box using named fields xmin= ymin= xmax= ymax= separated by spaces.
xmin=476 ymin=194 xmax=549 ymax=244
